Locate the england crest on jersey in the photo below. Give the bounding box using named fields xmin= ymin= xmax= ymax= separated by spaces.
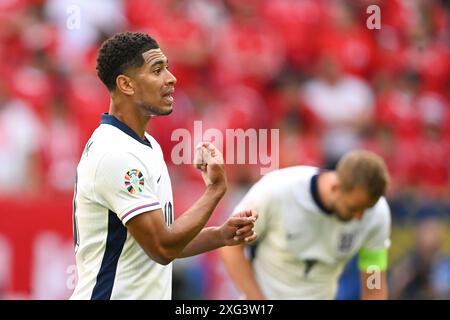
xmin=337 ymin=233 xmax=354 ymax=253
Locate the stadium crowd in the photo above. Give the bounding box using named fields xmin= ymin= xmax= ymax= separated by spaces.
xmin=0 ymin=0 xmax=449 ymax=299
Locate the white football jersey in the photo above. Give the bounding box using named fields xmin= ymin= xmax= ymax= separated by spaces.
xmin=233 ymin=166 xmax=391 ymax=300
xmin=70 ymin=114 xmax=174 ymax=300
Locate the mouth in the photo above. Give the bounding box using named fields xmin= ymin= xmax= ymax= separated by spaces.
xmin=163 ymin=95 xmax=174 ymax=104
xmin=162 ymin=88 xmax=175 ymax=104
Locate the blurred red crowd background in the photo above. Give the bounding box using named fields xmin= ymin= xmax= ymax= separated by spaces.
xmin=0 ymin=0 xmax=449 ymax=299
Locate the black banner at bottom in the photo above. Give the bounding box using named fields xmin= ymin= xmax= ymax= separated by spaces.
xmin=1 ymin=299 xmax=447 ymax=319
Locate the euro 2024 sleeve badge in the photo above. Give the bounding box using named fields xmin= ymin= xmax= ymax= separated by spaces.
xmin=124 ymin=169 xmax=144 ymax=194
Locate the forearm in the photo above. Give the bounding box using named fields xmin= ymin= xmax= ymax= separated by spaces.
xmin=162 ymin=185 xmax=226 ymax=257
xmin=178 ymin=227 xmax=223 ymax=258
xmin=220 ymin=245 xmax=266 ymax=299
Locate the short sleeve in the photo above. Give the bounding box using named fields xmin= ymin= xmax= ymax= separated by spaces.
xmin=232 ymin=179 xmax=273 ymax=241
xmin=94 ymin=152 xmax=162 ymax=225
xmin=361 ymin=198 xmax=392 ymax=251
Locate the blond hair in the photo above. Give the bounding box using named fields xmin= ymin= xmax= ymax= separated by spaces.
xmin=336 ymin=150 xmax=390 ymax=200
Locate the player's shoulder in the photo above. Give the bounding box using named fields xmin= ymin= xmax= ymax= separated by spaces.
xmin=254 ymin=165 xmax=318 ymax=197
xmin=81 ymin=126 xmax=126 ymax=163
xmin=92 ymin=124 xmax=132 ymax=150
xmin=262 ymin=165 xmax=319 ymax=185
xmin=364 ymin=196 xmax=391 ymax=226
xmin=371 ymin=197 xmax=390 ymax=216
xmin=88 ymin=129 xmax=145 ymax=167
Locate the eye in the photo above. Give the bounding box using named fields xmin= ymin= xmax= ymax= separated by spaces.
xmin=153 ymin=68 xmax=161 ymax=75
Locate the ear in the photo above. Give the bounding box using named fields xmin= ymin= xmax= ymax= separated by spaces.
xmin=116 ymin=75 xmax=134 ymax=96
xmin=331 ymin=179 xmax=340 ymax=193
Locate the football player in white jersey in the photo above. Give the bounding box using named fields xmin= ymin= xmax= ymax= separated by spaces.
xmin=70 ymin=32 xmax=257 ymax=300
xmin=220 ymin=150 xmax=391 ymax=300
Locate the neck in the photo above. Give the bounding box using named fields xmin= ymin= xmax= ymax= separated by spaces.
xmin=109 ymin=97 xmax=150 ymax=139
xmin=317 ymin=171 xmax=338 ymax=212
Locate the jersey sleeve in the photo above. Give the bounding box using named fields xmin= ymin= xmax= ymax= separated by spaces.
xmin=94 ymin=152 xmax=162 ymax=225
xmin=232 ymin=178 xmax=273 ymax=241
xmin=358 ymin=198 xmax=391 ymax=272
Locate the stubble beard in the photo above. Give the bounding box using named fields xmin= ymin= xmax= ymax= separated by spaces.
xmin=139 ymin=102 xmax=173 ymax=117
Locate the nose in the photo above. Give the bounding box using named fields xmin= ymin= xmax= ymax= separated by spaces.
xmin=165 ymin=69 xmax=177 ymax=86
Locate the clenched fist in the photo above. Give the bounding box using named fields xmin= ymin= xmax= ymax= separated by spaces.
xmin=194 ymin=142 xmax=227 ymax=189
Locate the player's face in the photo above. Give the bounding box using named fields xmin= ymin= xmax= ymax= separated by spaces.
xmin=131 ymin=48 xmax=177 ymax=116
xmin=332 ymin=187 xmax=376 ymax=222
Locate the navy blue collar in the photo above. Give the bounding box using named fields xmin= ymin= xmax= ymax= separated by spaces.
xmin=310 ymin=173 xmax=333 ymax=215
xmin=100 ymin=113 xmax=152 ymax=148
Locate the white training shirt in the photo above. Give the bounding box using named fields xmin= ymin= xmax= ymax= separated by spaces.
xmin=233 ymin=166 xmax=391 ymax=300
xmin=70 ymin=113 xmax=174 ymax=300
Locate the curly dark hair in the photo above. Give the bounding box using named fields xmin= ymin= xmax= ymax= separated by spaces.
xmin=96 ymin=32 xmax=159 ymax=91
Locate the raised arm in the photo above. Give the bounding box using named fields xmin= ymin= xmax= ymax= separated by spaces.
xmin=126 ymin=142 xmax=228 ymax=264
